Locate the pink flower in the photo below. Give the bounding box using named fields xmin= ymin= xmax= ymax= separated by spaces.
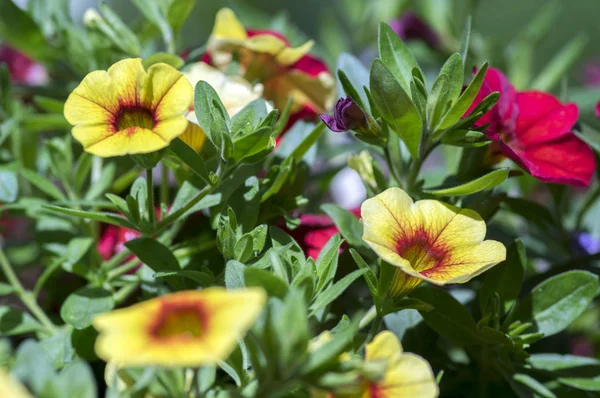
xmin=0 ymin=46 xmax=48 ymax=85
xmin=97 ymin=225 xmax=140 ymax=262
xmin=467 ymin=67 xmax=596 ymax=186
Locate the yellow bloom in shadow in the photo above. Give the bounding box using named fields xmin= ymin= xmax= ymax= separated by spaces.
xmin=205 ymin=8 xmax=335 ymax=117
xmin=64 ymin=58 xmax=195 ymax=157
xmin=0 ymin=369 xmax=33 ymax=398
xmin=92 ymin=288 xmax=266 ymax=367
xmin=363 ymin=331 xmax=438 ymax=398
xmin=361 ymin=188 xmax=506 ymax=294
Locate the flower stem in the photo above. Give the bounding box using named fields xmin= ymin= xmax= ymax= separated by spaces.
xmin=0 ymin=246 xmax=57 ymax=334
xmin=160 ymin=162 xmax=169 ymax=208
xmin=359 ymin=305 xmax=377 ymax=329
xmin=146 ymin=168 xmax=155 ymax=228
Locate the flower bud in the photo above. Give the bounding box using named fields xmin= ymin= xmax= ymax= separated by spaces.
xmin=83 ymin=8 xmax=104 ymax=27
xmin=320 ymin=97 xmax=385 ymax=146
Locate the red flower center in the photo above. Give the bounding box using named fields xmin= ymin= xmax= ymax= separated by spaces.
xmin=395 ymin=229 xmax=448 ymax=273
xmin=115 ymin=106 xmax=155 ymax=132
xmin=148 ymin=301 xmax=208 ymax=341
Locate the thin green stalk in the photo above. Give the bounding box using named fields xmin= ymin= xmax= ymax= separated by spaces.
xmin=154 ymin=182 xmax=211 ymax=233
xmin=101 ymin=247 xmax=132 ymax=272
xmin=360 ymin=309 xmax=384 ymax=350
xmin=113 ymin=281 xmax=140 ymax=304
xmin=147 ymin=168 xmax=155 ymax=228
xmin=383 ymin=146 xmax=402 ymax=185
xmin=107 ymin=258 xmax=141 ymax=280
xmin=358 ymin=305 xmax=377 ymax=330
xmin=160 ymin=162 xmax=169 ymax=207
xmin=0 ymin=247 xmax=57 ymax=333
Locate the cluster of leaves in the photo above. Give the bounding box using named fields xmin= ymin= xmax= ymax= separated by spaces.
xmin=0 ymin=1 xmax=600 ymax=398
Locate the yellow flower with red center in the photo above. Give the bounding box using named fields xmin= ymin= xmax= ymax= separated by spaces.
xmin=361 ymin=188 xmax=506 ymax=296
xmin=92 ymin=288 xmax=266 ymax=367
xmin=64 ymin=58 xmax=199 ymax=157
xmin=205 ymin=8 xmax=335 ymax=122
xmin=362 ymin=331 xmax=438 ymax=398
xmin=311 ymin=331 xmax=438 ymax=398
xmin=0 ymin=369 xmax=33 ymax=398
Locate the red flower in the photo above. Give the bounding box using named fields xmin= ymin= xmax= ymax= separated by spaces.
xmin=97 ymin=224 xmax=140 ymax=262
xmin=288 ymin=208 xmax=361 ymax=259
xmin=595 ymin=101 xmax=600 ymax=120
xmin=0 ymin=46 xmax=48 ymax=85
xmin=467 ymin=67 xmax=596 ymax=186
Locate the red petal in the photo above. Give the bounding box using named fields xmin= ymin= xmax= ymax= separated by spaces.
xmin=246 ymin=29 xmax=290 ymax=46
xmin=465 ymin=67 xmax=518 ymax=132
xmin=291 ymin=54 xmax=330 ymax=76
xmin=513 ymin=91 xmax=578 ymax=146
xmin=595 ymin=100 xmax=600 ymax=119
xmin=515 ymin=134 xmax=596 ymax=186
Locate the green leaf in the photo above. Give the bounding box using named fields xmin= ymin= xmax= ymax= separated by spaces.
xmin=225 ymin=260 xmax=245 ymax=289
xmin=378 ymin=22 xmax=419 ymax=94
xmin=46 ymin=137 xmax=73 ymax=182
xmin=459 ymin=16 xmax=472 ymax=66
xmin=42 ymin=205 xmax=136 ymax=229
xmin=315 ymin=234 xmax=344 ymax=292
xmin=506 ymin=271 xmax=599 ymax=337
xmin=288 ymin=123 xmax=326 ymax=163
xmin=60 ymin=287 xmax=114 ymax=330
xmin=529 ymin=354 xmax=600 ymax=371
xmin=0 ymin=168 xmax=18 ymax=203
xmin=310 ymin=269 xmax=368 ymax=315
xmin=125 ymin=238 xmax=185 ymax=290
xmin=410 ymin=286 xmax=484 ymax=345
xmin=424 ymin=168 xmax=509 ymax=196
xmin=321 ymin=204 xmax=364 ymax=249
xmin=167 ymin=0 xmax=196 ymax=34
xmin=85 ymin=162 xmax=116 ymax=200
xmin=20 ymin=168 xmax=65 ymax=200
xmin=300 ymin=317 xmax=358 ymax=374
xmin=0 ymin=0 xmax=54 ymax=61
xmin=349 ymin=249 xmax=378 ymax=296
xmin=131 ymin=0 xmax=173 ymax=52
xmin=502 ymin=197 xmax=556 ymax=229
xmin=441 ymin=129 xmax=490 ymax=147
xmin=57 ymin=361 xmax=98 ymax=398
xmin=153 ymin=271 xmax=213 ymax=286
xmin=336 ymin=53 xmax=370 ymax=110
xmin=73 ymin=152 xmax=92 ymax=195
xmin=99 ymin=2 xmax=142 ymax=56
xmin=439 ymin=53 xmax=464 ymax=105
xmin=170 ymin=138 xmax=210 ymax=184
xmin=513 ymin=374 xmax=556 ymax=398
xmin=0 ymin=306 xmax=43 ymax=336
xmin=426 ymin=74 xmax=449 ymax=131
xmin=143 ymin=52 xmax=184 ymax=69
xmin=531 ymin=34 xmax=587 ymax=91
xmin=244 ymin=268 xmax=288 ymax=299
xmin=194 ymin=81 xmax=230 ymax=152
xmin=231 ymin=127 xmax=274 ymax=163
xmin=558 ymin=377 xmax=600 ymax=392
xmin=370 ymin=59 xmax=422 ymax=159
xmin=437 ymin=62 xmax=489 ymax=131
xmin=479 ymin=239 xmax=526 ymax=314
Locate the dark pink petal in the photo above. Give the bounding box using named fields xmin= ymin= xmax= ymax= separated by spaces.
xmin=513 ymin=91 xmax=578 ymax=146
xmin=291 ymin=54 xmax=329 ymax=76
xmin=246 ymin=29 xmax=290 ymax=46
xmin=516 ymin=134 xmax=596 ymax=186
xmin=595 ymin=100 xmax=600 ymax=119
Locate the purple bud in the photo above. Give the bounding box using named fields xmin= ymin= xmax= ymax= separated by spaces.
xmin=574 ymin=232 xmax=600 ymax=255
xmin=320 ymin=97 xmax=367 ymax=132
xmin=388 ymin=12 xmax=441 ymax=50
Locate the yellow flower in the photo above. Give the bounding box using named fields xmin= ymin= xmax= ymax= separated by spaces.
xmin=64 ymin=58 xmax=194 ymax=157
xmin=362 ymin=331 xmax=438 ymax=398
xmin=92 ymin=288 xmax=266 ymax=367
xmin=205 ymin=8 xmax=335 ymax=118
xmin=0 ymin=369 xmax=33 ymax=398
xmin=361 ymin=188 xmax=506 ymax=294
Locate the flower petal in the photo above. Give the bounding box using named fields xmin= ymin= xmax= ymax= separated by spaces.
xmin=514 ymin=91 xmax=578 ymax=146
xmin=152 ymin=116 xmax=190 ymax=143
xmin=211 ymin=7 xmax=248 ymax=40
xmin=143 ymin=63 xmax=193 ymax=120
xmin=64 ymin=70 xmax=118 ymax=125
xmin=518 ymin=133 xmax=596 ymax=186
xmin=107 ymin=58 xmax=145 ymax=107
xmin=381 ymin=352 xmax=439 ymax=398
xmin=179 ymin=120 xmax=207 ymax=152
xmin=264 ymin=69 xmax=335 ymax=114
xmin=365 ymin=330 xmax=404 ymax=362
xmin=84 ymin=127 xmax=168 ymax=157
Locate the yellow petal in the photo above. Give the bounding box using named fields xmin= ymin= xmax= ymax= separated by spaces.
xmin=107 ymin=58 xmax=145 ymax=107
xmin=85 ymin=127 xmax=168 ymax=157
xmin=0 ymin=369 xmax=33 ymax=398
xmin=180 ymin=119 xmax=207 ymax=152
xmin=152 ymin=116 xmax=190 ymax=143
xmin=64 ymin=70 xmax=118 ymax=125
xmin=365 ymin=331 xmax=403 ymax=362
xmin=142 ymin=63 xmax=193 ymax=120
xmin=361 ymin=187 xmax=506 ymax=285
xmin=379 ymin=352 xmax=439 ymax=398
xmin=211 ymin=8 xmax=248 ymax=40
xmin=93 ymin=288 xmax=266 ymax=367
